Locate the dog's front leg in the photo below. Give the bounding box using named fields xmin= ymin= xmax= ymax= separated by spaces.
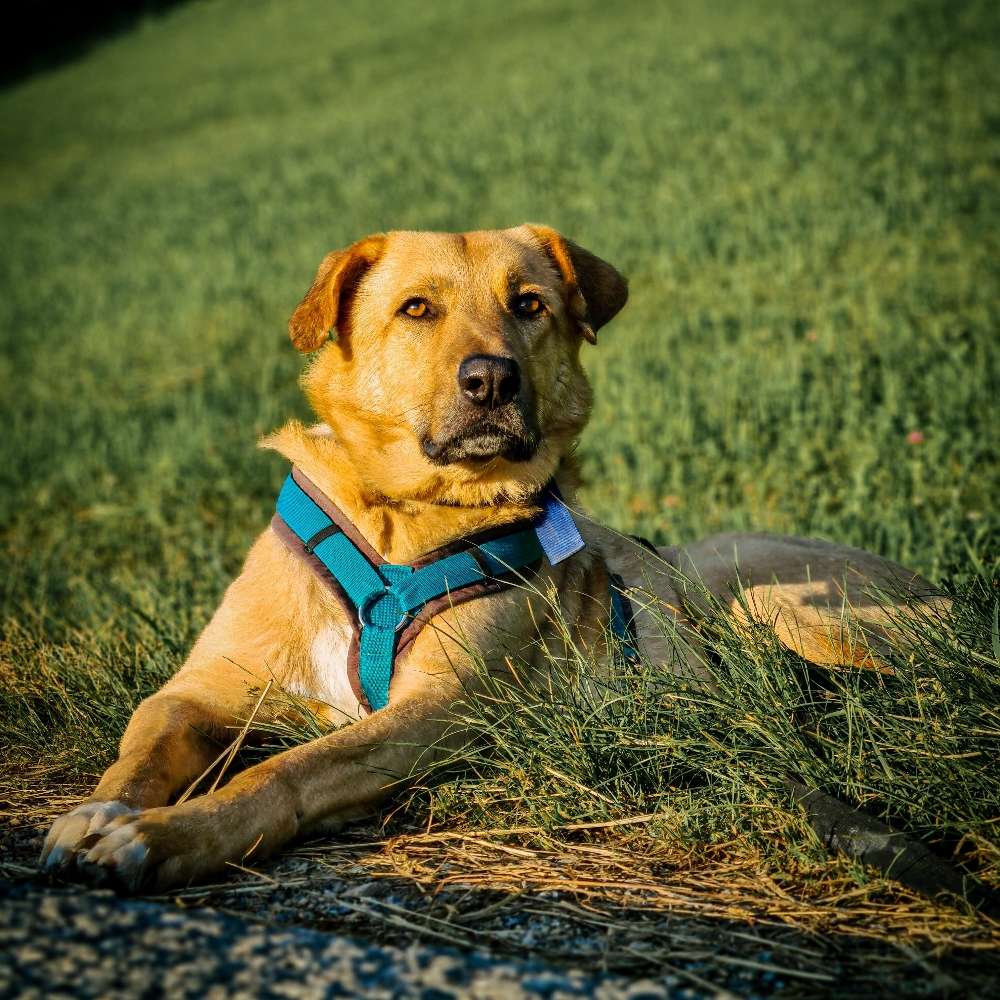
xmin=74 ymin=690 xmax=457 ymax=891
xmin=39 ymin=687 xmax=244 ymax=875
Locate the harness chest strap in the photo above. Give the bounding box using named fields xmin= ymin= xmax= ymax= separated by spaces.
xmin=272 ymin=467 xmax=639 ymax=713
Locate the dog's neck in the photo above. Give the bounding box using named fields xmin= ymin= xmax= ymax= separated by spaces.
xmin=262 ymin=421 xmax=576 ymax=563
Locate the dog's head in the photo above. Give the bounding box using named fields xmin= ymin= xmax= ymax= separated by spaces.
xmin=288 ymin=225 xmax=627 ymax=505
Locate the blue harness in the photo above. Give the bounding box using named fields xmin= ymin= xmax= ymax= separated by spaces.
xmin=273 ymin=468 xmax=639 ymax=712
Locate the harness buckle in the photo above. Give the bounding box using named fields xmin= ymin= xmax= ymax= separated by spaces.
xmin=357 ymin=589 xmax=408 ymax=633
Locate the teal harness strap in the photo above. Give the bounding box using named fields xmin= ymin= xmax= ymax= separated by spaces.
xmin=609 ymin=575 xmax=641 ymax=664
xmin=274 ymin=469 xmax=640 ymax=713
xmin=276 ymin=472 xmax=544 ymax=710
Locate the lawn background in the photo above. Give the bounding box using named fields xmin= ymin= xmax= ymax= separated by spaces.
xmin=1 ymin=0 xmax=998 ymax=983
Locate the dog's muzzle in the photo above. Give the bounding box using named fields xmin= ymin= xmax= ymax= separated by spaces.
xmin=422 ymin=353 xmax=541 ymax=464
xmin=421 ymin=408 xmax=540 ymax=465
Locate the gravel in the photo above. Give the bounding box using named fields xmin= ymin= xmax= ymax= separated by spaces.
xmin=0 ymin=879 xmax=708 ymax=999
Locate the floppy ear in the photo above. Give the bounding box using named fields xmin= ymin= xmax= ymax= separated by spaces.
xmin=288 ymin=235 xmax=386 ymax=352
xmin=524 ymin=224 xmax=628 ymax=344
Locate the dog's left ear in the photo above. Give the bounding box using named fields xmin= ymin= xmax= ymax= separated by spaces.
xmin=288 ymin=235 xmax=386 ymax=352
xmin=523 ymin=224 xmax=628 ymax=344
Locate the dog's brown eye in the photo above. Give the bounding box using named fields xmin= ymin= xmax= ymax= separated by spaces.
xmin=512 ymin=293 xmax=543 ymax=317
xmin=401 ymin=298 xmax=430 ymax=318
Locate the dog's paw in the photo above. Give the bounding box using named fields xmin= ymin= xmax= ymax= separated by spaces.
xmin=74 ymin=800 xmax=242 ymax=893
xmin=40 ymin=800 xmax=138 ymax=874
xmin=44 ymin=792 xmax=281 ymax=892
xmin=76 ymin=813 xmax=158 ymax=892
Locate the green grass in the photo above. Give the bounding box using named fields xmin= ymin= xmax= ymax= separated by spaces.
xmin=1 ymin=0 xmax=998 ymax=974
xmin=414 ymin=570 xmax=1000 ymax=859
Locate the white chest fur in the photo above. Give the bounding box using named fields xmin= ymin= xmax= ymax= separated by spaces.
xmin=305 ymin=621 xmax=364 ymax=720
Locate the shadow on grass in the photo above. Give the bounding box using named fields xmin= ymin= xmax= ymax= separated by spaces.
xmin=1 ymin=1 xmax=186 ymax=88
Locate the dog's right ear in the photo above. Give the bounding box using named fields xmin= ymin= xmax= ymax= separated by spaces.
xmin=288 ymin=235 xmax=386 ymax=352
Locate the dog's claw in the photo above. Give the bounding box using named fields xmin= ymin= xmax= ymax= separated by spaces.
xmin=39 ymin=801 xmax=138 ymax=874
xmin=74 ymin=858 xmax=114 ymax=889
xmin=43 ymin=845 xmax=68 ymax=871
xmin=83 ymin=824 xmax=149 ymax=879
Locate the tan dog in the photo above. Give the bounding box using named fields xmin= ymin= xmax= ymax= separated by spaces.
xmin=40 ymin=225 xmax=939 ymax=891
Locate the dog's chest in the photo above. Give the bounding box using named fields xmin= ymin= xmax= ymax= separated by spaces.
xmin=305 ymin=620 xmax=364 ymax=718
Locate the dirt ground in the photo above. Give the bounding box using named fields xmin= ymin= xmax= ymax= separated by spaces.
xmin=4 ymin=818 xmax=997 ymax=999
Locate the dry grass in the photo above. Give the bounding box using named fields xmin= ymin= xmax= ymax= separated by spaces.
xmin=346 ymin=827 xmax=998 ymax=950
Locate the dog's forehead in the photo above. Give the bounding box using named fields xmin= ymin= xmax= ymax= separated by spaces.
xmin=372 ymin=228 xmax=556 ymax=291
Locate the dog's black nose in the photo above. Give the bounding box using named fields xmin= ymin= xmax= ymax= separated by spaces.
xmin=458 ymin=354 xmax=521 ymax=408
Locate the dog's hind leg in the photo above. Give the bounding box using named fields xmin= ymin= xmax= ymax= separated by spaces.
xmin=669 ymin=532 xmax=949 ymax=672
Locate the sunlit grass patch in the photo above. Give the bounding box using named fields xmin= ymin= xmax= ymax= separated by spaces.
xmin=1 ymin=0 xmax=998 ymax=990
xmin=134 ymin=563 xmax=1000 ymax=965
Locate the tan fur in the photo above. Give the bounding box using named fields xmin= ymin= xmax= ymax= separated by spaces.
xmin=41 ymin=226 xmax=942 ymax=891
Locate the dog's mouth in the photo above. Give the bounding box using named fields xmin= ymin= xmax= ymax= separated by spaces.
xmin=421 ymin=410 xmax=541 ymax=465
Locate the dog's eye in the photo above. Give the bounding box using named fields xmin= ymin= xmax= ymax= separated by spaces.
xmin=401 ymin=298 xmax=431 ymax=318
xmin=512 ymin=293 xmax=544 ymax=318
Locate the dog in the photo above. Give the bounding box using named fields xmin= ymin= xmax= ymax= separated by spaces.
xmin=40 ymin=225 xmax=941 ymax=891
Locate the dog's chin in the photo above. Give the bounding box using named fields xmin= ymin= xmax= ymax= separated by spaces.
xmin=421 ymin=427 xmax=540 ymax=466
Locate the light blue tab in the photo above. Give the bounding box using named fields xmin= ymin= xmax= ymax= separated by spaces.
xmin=533 ymin=481 xmax=585 ymax=565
